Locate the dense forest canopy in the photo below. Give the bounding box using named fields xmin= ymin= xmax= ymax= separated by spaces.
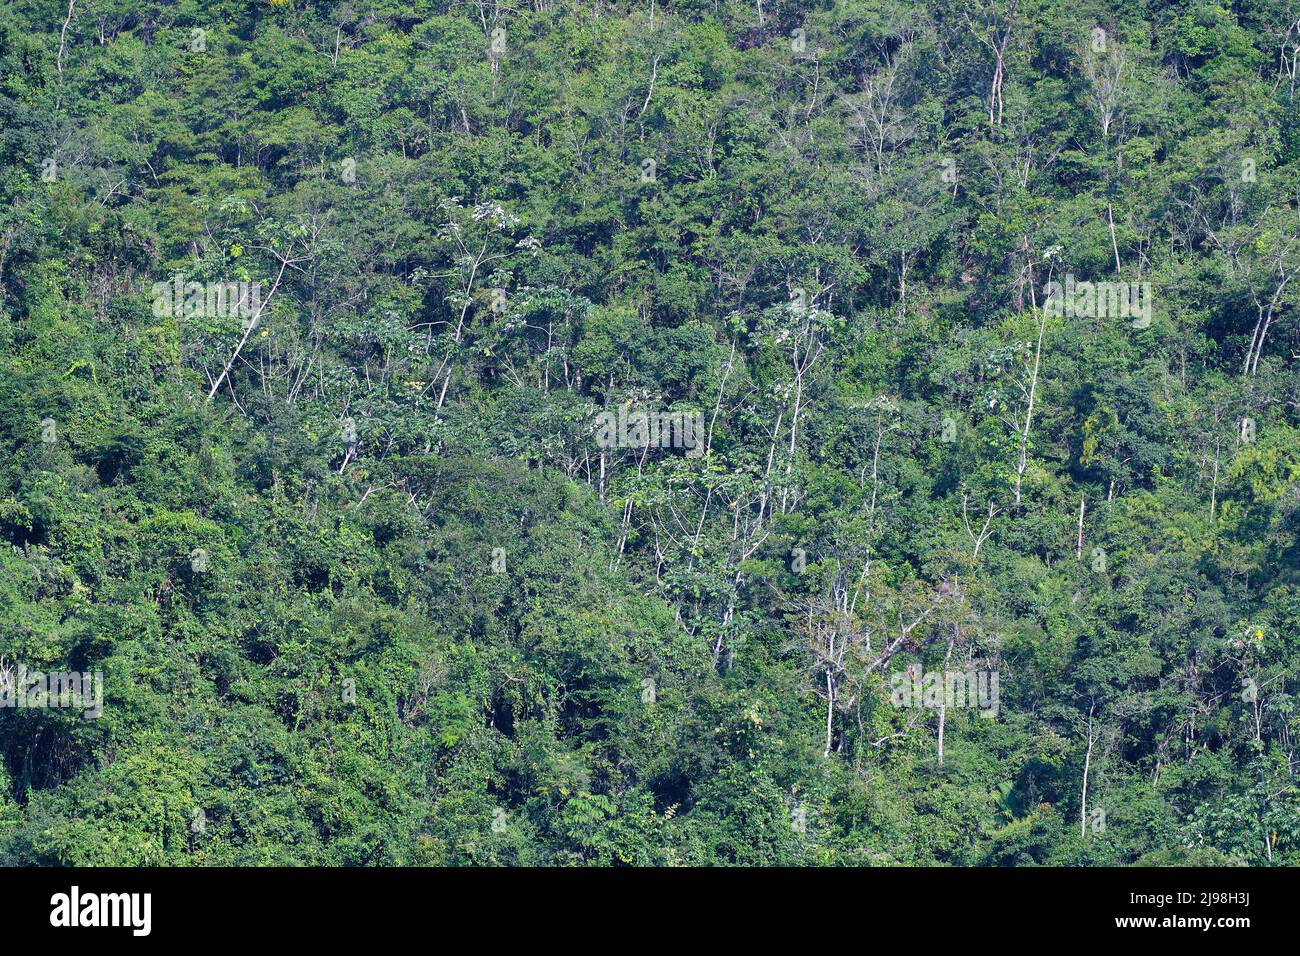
xmin=1 ymin=0 xmax=1299 ymax=866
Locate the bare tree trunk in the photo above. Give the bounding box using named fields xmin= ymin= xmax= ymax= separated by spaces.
xmin=937 ymin=634 xmax=955 ymax=765
xmin=1076 ymin=493 xmax=1086 ymax=558
xmin=1080 ymin=700 xmax=1096 ymax=839
xmin=1244 ymin=251 xmax=1299 ymax=376
xmin=56 ymin=0 xmax=76 ymax=108
xmin=1107 ymin=202 xmax=1121 ymax=276
xmin=1014 ymin=302 xmax=1048 ymax=506
xmin=824 ymin=668 xmax=835 ymax=758
xmin=208 ymin=256 xmax=291 ymax=400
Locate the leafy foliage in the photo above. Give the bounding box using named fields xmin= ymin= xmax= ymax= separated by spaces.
xmin=2 ymin=0 xmax=1300 ymax=865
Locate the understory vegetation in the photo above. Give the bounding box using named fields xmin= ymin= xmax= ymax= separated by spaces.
xmin=2 ymin=0 xmax=1300 ymax=865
